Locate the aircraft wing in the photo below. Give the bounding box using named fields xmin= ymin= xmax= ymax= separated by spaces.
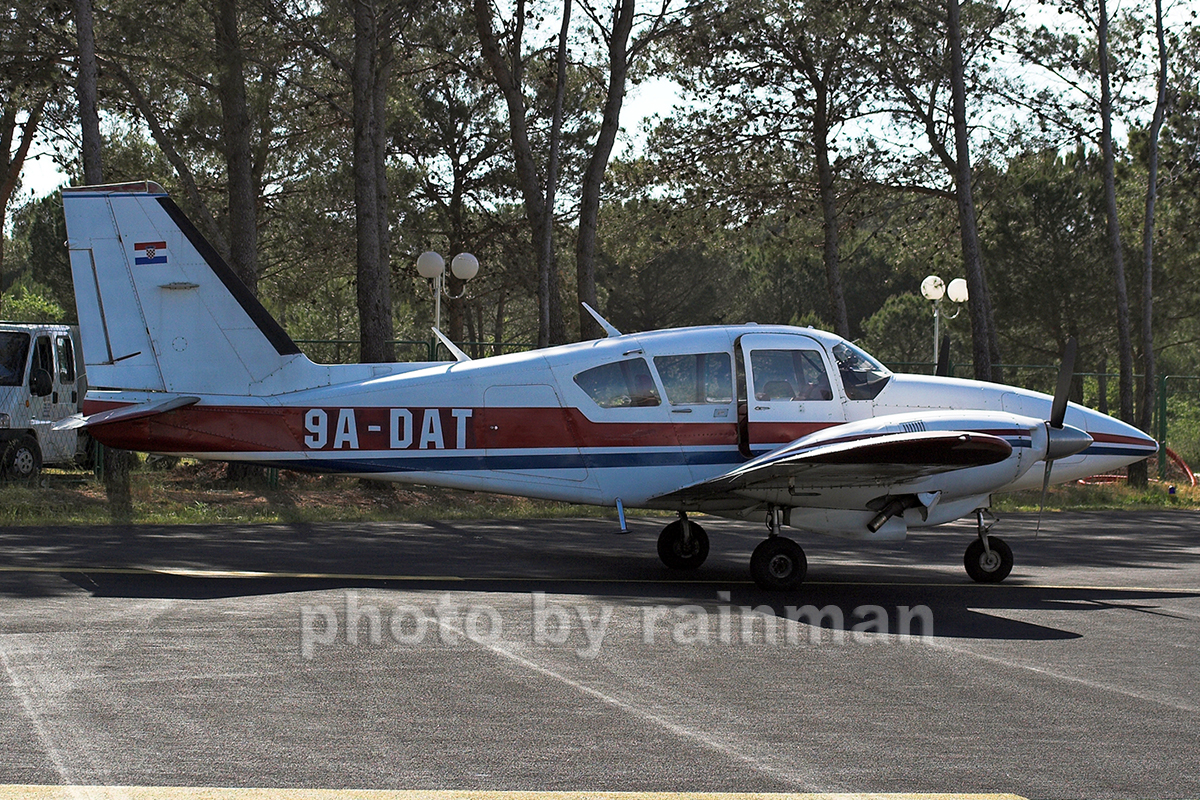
xmin=53 ymin=395 xmax=201 ymax=431
xmin=652 ymin=428 xmax=1013 ymax=508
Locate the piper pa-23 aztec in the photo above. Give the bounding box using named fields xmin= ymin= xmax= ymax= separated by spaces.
xmin=58 ymin=181 xmax=1157 ymax=590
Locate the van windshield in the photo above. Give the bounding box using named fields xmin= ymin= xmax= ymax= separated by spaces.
xmin=0 ymin=332 xmax=30 ymax=386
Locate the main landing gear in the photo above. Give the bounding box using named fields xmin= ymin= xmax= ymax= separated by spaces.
xmin=964 ymin=509 xmax=1013 ymax=583
xmin=656 ymin=506 xmax=807 ymax=591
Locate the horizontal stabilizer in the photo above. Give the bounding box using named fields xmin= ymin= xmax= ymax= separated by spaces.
xmin=53 ymin=395 xmax=200 ymax=431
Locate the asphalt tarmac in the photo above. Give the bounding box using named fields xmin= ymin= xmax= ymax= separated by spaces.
xmin=0 ymin=509 xmax=1197 ymax=798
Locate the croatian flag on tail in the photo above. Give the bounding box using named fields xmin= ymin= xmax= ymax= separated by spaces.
xmin=134 ymin=241 xmax=167 ymax=265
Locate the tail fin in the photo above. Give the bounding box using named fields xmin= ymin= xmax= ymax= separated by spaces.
xmin=62 ymin=182 xmax=313 ymax=395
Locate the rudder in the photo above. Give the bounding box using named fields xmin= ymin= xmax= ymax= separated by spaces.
xmin=62 ymin=182 xmax=309 ymax=396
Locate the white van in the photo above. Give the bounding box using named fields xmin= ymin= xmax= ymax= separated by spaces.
xmin=0 ymin=322 xmax=90 ymax=481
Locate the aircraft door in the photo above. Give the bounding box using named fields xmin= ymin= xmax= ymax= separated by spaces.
xmin=651 ymin=350 xmax=739 ymax=482
xmin=737 ymin=333 xmax=845 ymax=457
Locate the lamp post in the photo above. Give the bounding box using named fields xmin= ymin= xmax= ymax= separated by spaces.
xmin=416 ymin=250 xmax=479 ymax=358
xmin=920 ymin=275 xmax=968 ymax=364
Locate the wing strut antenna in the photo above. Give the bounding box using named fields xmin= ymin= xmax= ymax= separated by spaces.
xmin=432 ymin=328 xmax=471 ymax=362
xmin=582 ymin=302 xmax=622 ymax=338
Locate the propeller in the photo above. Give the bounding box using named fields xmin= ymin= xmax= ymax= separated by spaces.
xmin=1037 ymin=337 xmax=1092 ymax=532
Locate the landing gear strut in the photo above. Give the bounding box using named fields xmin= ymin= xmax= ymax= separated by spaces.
xmin=657 ymin=512 xmax=709 ymax=570
xmin=749 ymin=505 xmax=807 ymax=591
xmin=964 ymin=509 xmax=1013 ymax=583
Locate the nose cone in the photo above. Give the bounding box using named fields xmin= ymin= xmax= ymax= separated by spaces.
xmin=1082 ymin=408 xmax=1159 ymax=463
xmin=1047 ymin=423 xmax=1093 ymax=461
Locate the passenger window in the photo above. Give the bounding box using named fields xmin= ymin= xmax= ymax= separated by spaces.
xmin=653 ymin=353 xmax=733 ymax=405
xmin=574 ymin=358 xmax=661 ymax=408
xmin=749 ymin=349 xmax=833 ymax=401
xmin=55 ymin=335 xmax=75 ymax=383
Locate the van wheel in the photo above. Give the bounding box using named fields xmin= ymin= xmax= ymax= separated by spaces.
xmin=2 ymin=435 xmax=42 ymax=482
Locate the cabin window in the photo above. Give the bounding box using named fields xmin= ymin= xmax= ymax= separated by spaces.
xmin=749 ymin=349 xmax=833 ymax=401
xmin=832 ymin=341 xmax=891 ymax=400
xmin=574 ymin=358 xmax=661 ymax=408
xmin=653 ymin=352 xmax=733 ymax=405
xmin=0 ymin=332 xmax=30 ymax=387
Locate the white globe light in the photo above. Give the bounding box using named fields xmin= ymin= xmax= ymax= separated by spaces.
xmin=920 ymin=275 xmax=946 ymax=301
xmin=450 ymin=252 xmax=479 ymax=281
xmin=947 ymin=278 xmax=969 ymax=303
xmin=415 ymin=251 xmax=445 ymax=279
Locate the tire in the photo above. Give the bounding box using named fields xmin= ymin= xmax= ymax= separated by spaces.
xmin=750 ymin=536 xmax=807 ymax=591
xmin=657 ymin=519 xmax=710 ymax=570
xmin=964 ymin=536 xmax=1013 ymax=583
xmin=2 ymin=435 xmax=42 ymax=483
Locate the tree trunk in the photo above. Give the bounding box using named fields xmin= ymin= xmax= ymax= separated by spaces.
xmin=540 ymin=0 xmax=572 ymax=347
xmin=812 ymin=80 xmax=850 ymax=339
xmin=1 ymin=100 xmax=47 ymax=287
xmin=947 ymin=0 xmax=993 ymax=382
xmin=1131 ymin=0 xmax=1169 ymax=487
xmin=575 ymin=0 xmax=634 ymax=341
xmin=353 ymin=0 xmax=394 ymax=362
xmin=215 ymin=0 xmax=258 ymax=296
xmin=75 ymin=0 xmax=103 ymax=185
xmin=474 ymin=0 xmax=562 ymax=348
xmin=1098 ymin=0 xmax=1134 ymax=427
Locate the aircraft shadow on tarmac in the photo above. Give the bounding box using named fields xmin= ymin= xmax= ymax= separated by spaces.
xmin=1 ymin=512 xmax=1197 ymax=643
xmin=20 ymin=572 xmax=1193 ymax=644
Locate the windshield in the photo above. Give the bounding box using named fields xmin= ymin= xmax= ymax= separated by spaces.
xmin=0 ymin=332 xmax=30 ymax=387
xmin=833 ymin=341 xmax=891 ymax=401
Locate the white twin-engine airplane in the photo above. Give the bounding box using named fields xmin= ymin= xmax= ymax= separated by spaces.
xmin=59 ymin=182 xmax=1157 ymax=590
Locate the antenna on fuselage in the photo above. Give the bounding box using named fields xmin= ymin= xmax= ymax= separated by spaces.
xmin=431 ymin=327 xmax=471 ymax=362
xmin=582 ymin=302 xmax=622 ymax=338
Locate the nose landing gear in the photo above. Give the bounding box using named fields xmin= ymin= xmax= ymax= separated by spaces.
xmin=657 ymin=512 xmax=710 ymax=570
xmin=964 ymin=509 xmax=1013 ymax=583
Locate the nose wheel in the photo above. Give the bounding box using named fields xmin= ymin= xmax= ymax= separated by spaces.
xmin=657 ymin=513 xmax=710 ymax=570
xmin=964 ymin=510 xmax=1013 ymax=583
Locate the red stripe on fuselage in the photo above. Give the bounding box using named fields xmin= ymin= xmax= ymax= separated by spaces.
xmin=80 ymin=400 xmax=837 ymax=454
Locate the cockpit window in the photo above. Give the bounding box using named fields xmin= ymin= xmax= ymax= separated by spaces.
xmin=0 ymin=332 xmax=30 ymax=387
xmin=749 ymin=349 xmax=834 ymax=401
xmin=574 ymin=358 xmax=661 ymax=409
xmin=833 ymin=341 xmax=891 ymax=400
xmin=653 ymin=353 xmax=733 ymax=405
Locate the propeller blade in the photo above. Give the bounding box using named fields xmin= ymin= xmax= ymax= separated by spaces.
xmin=1050 ymin=337 xmax=1078 ymax=429
xmin=935 ymin=335 xmax=951 ymax=377
xmin=1036 ymin=459 xmax=1053 ymax=536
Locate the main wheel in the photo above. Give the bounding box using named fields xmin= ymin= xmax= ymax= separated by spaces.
xmin=2 ymin=435 xmax=42 ymax=482
xmin=964 ymin=536 xmax=1013 ymax=583
xmin=750 ymin=536 xmax=807 ymax=591
xmin=657 ymin=519 xmax=710 ymax=570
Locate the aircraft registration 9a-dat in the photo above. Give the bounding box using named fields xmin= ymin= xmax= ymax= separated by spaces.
xmin=58 ymin=182 xmax=1158 ymax=590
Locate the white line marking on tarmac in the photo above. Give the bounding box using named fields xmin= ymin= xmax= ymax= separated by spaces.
xmin=926 ymin=633 xmax=1199 ymax=713
xmin=426 ymin=616 xmax=824 ymax=790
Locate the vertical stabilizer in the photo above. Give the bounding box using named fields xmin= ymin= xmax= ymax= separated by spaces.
xmin=62 ymin=182 xmax=313 ymax=395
